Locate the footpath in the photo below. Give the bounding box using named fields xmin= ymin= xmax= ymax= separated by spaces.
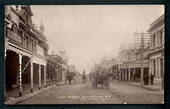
xmin=128 ymin=82 xmax=162 ymax=91
xmin=5 ymin=81 xmax=66 ymax=104
xmin=116 ymin=78 xmax=163 ymax=91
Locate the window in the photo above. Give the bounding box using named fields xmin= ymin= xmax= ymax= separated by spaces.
xmin=30 ymin=39 xmax=33 ymax=51
xmin=24 ymin=35 xmax=27 ymax=48
xmin=151 ymin=35 xmax=153 ymax=48
xmin=28 ymin=37 xmax=32 ymax=50
xmin=153 ymin=34 xmax=156 ymax=48
xmin=25 ymin=35 xmax=29 ymax=48
xmin=157 ymin=31 xmax=160 ymax=46
xmin=35 ymin=40 xmax=38 ymax=52
xmin=163 ymin=29 xmax=165 ymax=44
xmin=32 ymin=40 xmax=35 ymax=52
xmin=160 ymin=30 xmax=163 ymax=45
xmin=19 ymin=31 xmax=24 ymax=46
xmin=157 ymin=58 xmax=160 ymax=77
xmin=160 ymin=58 xmax=164 ymax=76
xmin=23 ymin=37 xmax=25 ymax=48
xmin=153 ymin=60 xmax=156 ymax=76
xmin=12 ymin=24 xmax=18 ymax=34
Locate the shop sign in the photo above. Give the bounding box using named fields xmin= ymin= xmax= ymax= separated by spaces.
xmin=7 ymin=28 xmax=22 ymax=44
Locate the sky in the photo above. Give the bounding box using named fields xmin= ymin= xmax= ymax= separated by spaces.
xmin=30 ymin=5 xmax=164 ymax=73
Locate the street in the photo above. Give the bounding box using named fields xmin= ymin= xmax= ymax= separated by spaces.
xmin=4 ymin=5 xmax=165 ymax=105
xmin=16 ymin=76 xmax=164 ymax=104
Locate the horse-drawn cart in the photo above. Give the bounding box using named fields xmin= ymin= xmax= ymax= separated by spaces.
xmin=90 ymin=72 xmax=110 ymax=88
xmin=65 ymin=65 xmax=76 ymax=84
xmin=66 ymin=71 xmax=74 ymax=84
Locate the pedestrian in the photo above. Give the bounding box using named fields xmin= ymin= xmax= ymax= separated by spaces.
xmin=144 ymin=74 xmax=147 ymax=85
xmin=65 ymin=75 xmax=67 ymax=84
xmin=150 ymin=73 xmax=154 ymax=85
xmin=146 ymin=72 xmax=149 ymax=85
xmin=82 ymin=70 xmax=86 ymax=84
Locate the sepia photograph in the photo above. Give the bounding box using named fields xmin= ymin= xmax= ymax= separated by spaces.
xmin=4 ymin=5 xmax=164 ymax=104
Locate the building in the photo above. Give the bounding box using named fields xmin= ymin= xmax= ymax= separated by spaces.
xmin=5 ymin=5 xmax=49 ymax=98
xmin=59 ymin=51 xmax=69 ymax=80
xmin=147 ymin=14 xmax=164 ymax=89
xmin=110 ymin=58 xmax=119 ymax=80
xmin=117 ymin=33 xmax=150 ymax=83
xmin=91 ymin=63 xmax=100 ymax=73
xmin=68 ymin=65 xmax=76 ymax=73
xmin=49 ymin=54 xmax=63 ymax=81
xmin=100 ymin=57 xmax=113 ymax=69
xmin=46 ymin=55 xmax=63 ymax=85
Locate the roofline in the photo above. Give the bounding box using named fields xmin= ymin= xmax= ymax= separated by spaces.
xmin=150 ymin=14 xmax=164 ymax=28
xmin=147 ymin=14 xmax=164 ymax=32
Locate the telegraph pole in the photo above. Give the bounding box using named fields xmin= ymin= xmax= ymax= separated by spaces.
xmin=140 ymin=32 xmax=144 ymax=86
xmin=134 ymin=32 xmax=149 ymax=86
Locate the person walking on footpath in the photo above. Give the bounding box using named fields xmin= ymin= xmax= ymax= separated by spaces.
xmin=144 ymin=71 xmax=149 ymax=85
xmin=82 ymin=70 xmax=86 ymax=84
xmin=146 ymin=73 xmax=149 ymax=85
xmin=150 ymin=73 xmax=155 ymax=85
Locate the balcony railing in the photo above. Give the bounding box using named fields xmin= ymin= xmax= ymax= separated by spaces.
xmin=7 ymin=28 xmax=22 ymax=44
xmin=6 ymin=28 xmax=38 ymax=53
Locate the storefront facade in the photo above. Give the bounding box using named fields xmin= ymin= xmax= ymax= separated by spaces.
xmin=147 ymin=14 xmax=164 ymax=89
xmin=118 ymin=45 xmax=149 ymax=83
xmin=5 ymin=5 xmax=49 ymax=98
